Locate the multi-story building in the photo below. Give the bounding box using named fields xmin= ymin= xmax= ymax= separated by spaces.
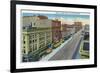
xmin=22 ymin=15 xmax=52 ymax=61
xmin=84 ymin=24 xmax=89 ymax=32
xmin=66 ymin=24 xmax=75 ymax=36
xmin=73 ymin=21 xmax=83 ymax=32
xmin=79 ymin=24 xmax=89 ymax=59
xmin=61 ymin=24 xmax=69 ymax=42
xmin=52 ymin=20 xmax=62 ymax=48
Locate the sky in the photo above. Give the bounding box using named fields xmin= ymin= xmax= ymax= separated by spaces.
xmin=22 ymin=11 xmax=90 ymax=25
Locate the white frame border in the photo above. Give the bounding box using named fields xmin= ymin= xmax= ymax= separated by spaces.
xmin=16 ymin=4 xmax=94 ymax=69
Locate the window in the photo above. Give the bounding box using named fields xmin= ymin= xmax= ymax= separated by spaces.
xmin=32 ymin=34 xmax=34 ymax=38
xmin=23 ymin=41 xmax=25 ymax=44
xmin=30 ymin=40 xmax=32 ymax=43
xmin=83 ymin=42 xmax=89 ymax=51
xmin=23 ymin=49 xmax=26 ymax=53
xmin=23 ymin=46 xmax=25 ymax=48
xmin=29 ymin=35 xmax=32 ymax=39
xmin=33 ymin=40 xmax=34 ymax=43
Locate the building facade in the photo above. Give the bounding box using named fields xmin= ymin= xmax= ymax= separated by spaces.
xmin=79 ymin=24 xmax=89 ymax=59
xmin=73 ymin=22 xmax=83 ymax=32
xmin=22 ymin=16 xmax=52 ymax=61
xmin=52 ymin=20 xmax=62 ymax=48
xmin=61 ymin=24 xmax=67 ymax=38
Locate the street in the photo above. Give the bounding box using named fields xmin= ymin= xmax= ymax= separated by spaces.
xmin=49 ymin=30 xmax=82 ymax=60
xmin=40 ymin=29 xmax=83 ymax=61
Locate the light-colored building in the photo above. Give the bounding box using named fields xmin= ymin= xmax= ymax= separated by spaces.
xmin=79 ymin=30 xmax=89 ymax=59
xmin=79 ymin=24 xmax=89 ymax=59
xmin=22 ymin=16 xmax=52 ymax=59
xmin=84 ymin=24 xmax=89 ymax=32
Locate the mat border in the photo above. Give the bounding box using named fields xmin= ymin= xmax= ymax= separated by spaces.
xmin=10 ymin=1 xmax=97 ymax=73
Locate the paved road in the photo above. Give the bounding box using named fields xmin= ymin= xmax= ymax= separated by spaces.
xmin=49 ymin=30 xmax=82 ymax=60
